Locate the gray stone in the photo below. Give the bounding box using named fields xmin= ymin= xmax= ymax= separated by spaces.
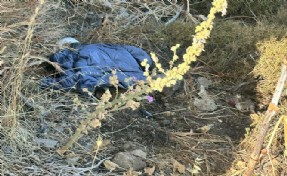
xmin=194 ymin=86 xmax=217 ymax=111
xmin=130 ymin=149 xmax=147 ymax=159
xmin=113 ymin=151 xmax=147 ymax=170
xmin=197 ymin=77 xmax=212 ymax=89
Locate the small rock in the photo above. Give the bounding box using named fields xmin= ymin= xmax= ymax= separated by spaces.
xmin=229 ymin=95 xmax=255 ymax=112
xmin=161 ymin=119 xmax=171 ymax=126
xmin=194 ymin=86 xmax=217 ymax=111
xmin=113 ymin=151 xmax=147 ymax=170
xmin=130 ymin=149 xmax=147 ymax=159
xmin=123 ymin=141 xmax=146 ymax=152
xmin=197 ymin=77 xmax=212 ymax=89
xmin=235 ymin=99 xmax=255 ymax=112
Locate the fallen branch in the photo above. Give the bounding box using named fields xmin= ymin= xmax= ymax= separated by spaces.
xmin=244 ymin=64 xmax=287 ymax=176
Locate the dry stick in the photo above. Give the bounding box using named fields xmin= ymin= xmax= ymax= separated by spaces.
xmin=165 ymin=0 xmax=198 ymax=26
xmin=57 ymin=118 xmax=91 ymax=155
xmin=244 ymin=64 xmax=287 ymax=176
xmin=165 ymin=6 xmax=183 ymax=26
xmin=183 ymin=0 xmax=190 ymax=15
xmin=283 ymin=115 xmax=287 ymax=156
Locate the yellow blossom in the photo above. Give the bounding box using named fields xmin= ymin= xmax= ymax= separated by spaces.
xmin=109 ymin=74 xmax=119 ymax=86
xmin=126 ymin=100 xmax=140 ymax=110
xmin=141 ymin=59 xmax=148 ymax=67
xmin=101 ymin=89 xmax=112 ymax=102
xmin=90 ymin=118 xmax=101 ymax=128
xmin=147 ymin=0 xmax=227 ymax=92
xmin=170 ymin=44 xmax=180 ymax=52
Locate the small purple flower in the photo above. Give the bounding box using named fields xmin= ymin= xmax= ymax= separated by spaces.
xmin=146 ymin=95 xmax=154 ymax=103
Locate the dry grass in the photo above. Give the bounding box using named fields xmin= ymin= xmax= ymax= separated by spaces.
xmin=0 ymin=1 xmax=204 ymax=175
xmin=1 ymin=0 xmax=287 ymax=175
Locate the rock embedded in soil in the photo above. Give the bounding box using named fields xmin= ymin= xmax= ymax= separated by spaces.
xmin=130 ymin=149 xmax=147 ymax=159
xmin=194 ymin=85 xmax=217 ymax=111
xmin=197 ymin=77 xmax=212 ymax=89
xmin=112 ymin=150 xmax=147 ymax=170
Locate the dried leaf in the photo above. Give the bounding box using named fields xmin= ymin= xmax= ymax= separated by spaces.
xmin=93 ymin=139 xmax=110 ymax=151
xmin=268 ymin=103 xmax=280 ymax=112
xmin=123 ymin=168 xmax=139 ymax=176
xmin=0 ymin=67 xmax=9 ymax=76
xmin=28 ymin=55 xmax=65 ymax=73
xmin=173 ymin=131 xmax=193 ymax=137
xmin=47 ymin=61 xmax=65 ymax=73
xmin=144 ymin=166 xmax=155 ymax=175
xmin=197 ymin=124 xmax=213 ymax=133
xmin=173 ymin=160 xmax=185 ymax=174
xmin=104 ymin=160 xmax=119 ymax=171
xmin=126 ymin=100 xmax=140 ymax=110
xmin=96 ymin=136 xmax=103 ymax=148
xmin=0 ymin=46 xmax=6 ymax=54
xmin=27 ymin=60 xmax=44 ymax=67
xmin=193 ymin=165 xmax=201 ymax=172
xmin=250 ymin=113 xmax=261 ymax=127
xmin=89 ymin=119 xmax=101 ymax=128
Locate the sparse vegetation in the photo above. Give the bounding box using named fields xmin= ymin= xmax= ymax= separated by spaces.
xmin=1 ymin=0 xmax=287 ymax=175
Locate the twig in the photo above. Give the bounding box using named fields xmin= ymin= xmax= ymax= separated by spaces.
xmin=165 ymin=6 xmax=182 ymax=26
xmin=183 ymin=0 xmax=189 ymax=15
xmin=244 ymin=64 xmax=287 ymax=176
xmin=104 ymin=120 xmax=135 ymax=135
xmin=283 ymin=115 xmax=287 ymax=156
xmin=152 ymin=108 xmax=187 ymax=116
xmin=78 ymin=157 xmax=112 ymax=174
xmin=204 ymin=153 xmax=210 ymax=175
xmin=266 ymin=116 xmax=283 ymax=150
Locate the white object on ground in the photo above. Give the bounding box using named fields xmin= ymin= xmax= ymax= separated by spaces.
xmin=57 ymin=37 xmax=79 ymax=47
xmin=197 ymin=77 xmax=212 ymax=89
xmin=194 ymin=85 xmax=217 ymax=111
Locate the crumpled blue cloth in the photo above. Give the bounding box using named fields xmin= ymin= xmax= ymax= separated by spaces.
xmin=41 ymin=44 xmax=153 ymax=94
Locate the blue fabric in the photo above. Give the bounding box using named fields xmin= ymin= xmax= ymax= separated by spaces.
xmin=41 ymin=44 xmax=153 ymax=94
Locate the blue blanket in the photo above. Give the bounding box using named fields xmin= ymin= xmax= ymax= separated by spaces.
xmin=41 ymin=44 xmax=153 ymax=94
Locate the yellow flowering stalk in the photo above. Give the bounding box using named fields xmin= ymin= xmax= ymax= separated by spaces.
xmin=144 ymin=0 xmax=228 ymax=92
xmin=169 ymin=44 xmax=181 ymax=69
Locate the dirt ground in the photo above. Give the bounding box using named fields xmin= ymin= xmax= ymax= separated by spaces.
xmin=1 ymin=1 xmax=287 ymax=176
